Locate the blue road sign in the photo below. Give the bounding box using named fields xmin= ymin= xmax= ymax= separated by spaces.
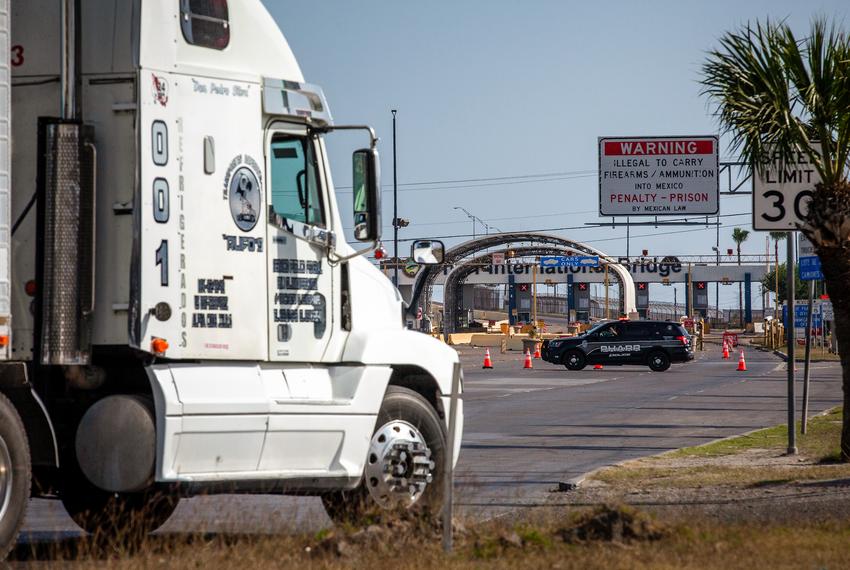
xmin=540 ymin=255 xmax=600 ymax=268
xmin=799 ymin=256 xmax=823 ymax=281
xmin=783 ymin=304 xmax=823 ymax=329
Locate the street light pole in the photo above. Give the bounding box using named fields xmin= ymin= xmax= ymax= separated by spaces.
xmin=391 ymin=110 xmax=399 ymax=286
xmin=453 ymin=206 xmax=485 ymax=240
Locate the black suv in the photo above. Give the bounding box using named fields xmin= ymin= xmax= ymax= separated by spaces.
xmin=540 ymin=320 xmax=694 ymax=372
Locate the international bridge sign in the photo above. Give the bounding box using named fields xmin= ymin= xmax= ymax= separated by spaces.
xmin=598 ymin=136 xmax=719 ymax=216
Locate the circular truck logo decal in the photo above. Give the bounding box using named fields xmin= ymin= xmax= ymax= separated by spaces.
xmin=223 ymin=155 xmax=264 ymax=233
xmin=229 ymin=167 xmax=261 ymax=232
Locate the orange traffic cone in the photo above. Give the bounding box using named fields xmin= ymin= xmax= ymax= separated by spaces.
xmin=482 ymin=349 xmax=494 ymax=369
xmin=737 ymin=349 xmax=747 ymax=372
xmin=523 ymin=349 xmax=533 ymax=369
xmin=593 ymin=364 xmax=604 ymax=370
xmin=533 ymin=343 xmax=541 ymax=359
xmin=722 ymin=342 xmax=730 ymax=360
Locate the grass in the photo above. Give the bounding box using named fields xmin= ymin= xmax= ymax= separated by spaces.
xmin=669 ymin=406 xmax=842 ymax=459
xmin=592 ymin=407 xmax=850 ymax=489
xmin=13 ymin=508 xmax=850 ymax=569
xmin=749 ymin=338 xmax=841 ymax=361
xmin=13 ymin=412 xmax=850 ymax=567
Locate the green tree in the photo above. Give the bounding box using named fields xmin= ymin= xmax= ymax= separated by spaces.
xmin=702 ymin=19 xmax=850 ymax=460
xmin=761 ymin=263 xmax=811 ymax=301
xmin=731 ymin=227 xmax=750 ymax=325
xmin=769 ymin=231 xmax=786 ymax=312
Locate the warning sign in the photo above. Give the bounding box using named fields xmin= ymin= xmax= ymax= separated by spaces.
xmin=598 ymin=136 xmax=719 ymax=216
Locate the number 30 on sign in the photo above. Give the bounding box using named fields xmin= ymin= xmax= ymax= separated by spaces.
xmin=752 ymin=147 xmax=821 ymax=231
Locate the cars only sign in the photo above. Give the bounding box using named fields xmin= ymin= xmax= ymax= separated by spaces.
xmin=598 ymin=136 xmax=719 ymax=216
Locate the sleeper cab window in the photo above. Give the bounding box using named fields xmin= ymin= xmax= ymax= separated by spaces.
xmin=180 ymin=0 xmax=230 ymax=50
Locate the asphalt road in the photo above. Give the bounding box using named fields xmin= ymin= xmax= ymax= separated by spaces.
xmin=18 ymin=344 xmax=844 ymax=543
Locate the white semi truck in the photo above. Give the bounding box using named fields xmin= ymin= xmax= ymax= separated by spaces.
xmin=0 ymin=0 xmax=462 ymax=554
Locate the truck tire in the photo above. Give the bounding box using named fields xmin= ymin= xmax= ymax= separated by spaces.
xmin=563 ymin=350 xmax=586 ymax=371
xmin=61 ymin=472 xmax=178 ymax=540
xmin=0 ymin=393 xmax=31 ymax=559
xmin=647 ymin=350 xmax=671 ymax=372
xmin=321 ymin=386 xmax=446 ymax=525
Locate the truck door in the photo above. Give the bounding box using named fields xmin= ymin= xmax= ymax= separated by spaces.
xmin=265 ymin=123 xmax=334 ymax=362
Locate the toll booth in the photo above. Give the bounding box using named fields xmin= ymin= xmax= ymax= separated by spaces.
xmin=635 ymin=282 xmax=649 ymax=319
xmin=573 ymin=282 xmax=590 ymax=322
xmin=693 ymin=281 xmax=708 ymax=317
xmin=516 ymin=283 xmax=532 ymax=323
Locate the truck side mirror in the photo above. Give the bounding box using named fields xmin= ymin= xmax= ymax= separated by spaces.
xmin=411 ymin=240 xmax=445 ymax=265
xmin=352 ymin=148 xmax=381 ymax=241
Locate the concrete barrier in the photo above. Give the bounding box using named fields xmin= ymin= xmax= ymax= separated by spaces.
xmin=470 ymin=334 xmax=504 ymax=347
xmin=446 ymin=333 xmax=475 ymax=345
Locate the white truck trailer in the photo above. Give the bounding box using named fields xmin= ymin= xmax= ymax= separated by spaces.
xmin=0 ymin=0 xmax=462 ymax=554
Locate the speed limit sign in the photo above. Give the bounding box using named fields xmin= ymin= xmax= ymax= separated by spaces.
xmin=753 ymin=147 xmax=821 ymax=230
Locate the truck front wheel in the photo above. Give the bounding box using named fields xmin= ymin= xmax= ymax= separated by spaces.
xmin=0 ymin=393 xmax=31 ymax=559
xmin=321 ymin=386 xmax=446 ymax=524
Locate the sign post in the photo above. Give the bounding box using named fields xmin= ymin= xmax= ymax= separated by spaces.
xmin=754 ymin=147 xmax=823 ymax=455
xmin=797 ymin=235 xmax=822 ymax=435
xmin=786 ymin=232 xmax=797 ymax=453
xmin=801 ymin=283 xmax=814 ymax=434
xmin=598 ymin=136 xmax=719 ymax=216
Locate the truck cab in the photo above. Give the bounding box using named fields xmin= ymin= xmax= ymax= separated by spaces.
xmin=0 ymin=0 xmax=462 ymax=553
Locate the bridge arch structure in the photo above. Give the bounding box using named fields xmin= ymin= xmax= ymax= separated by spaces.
xmin=409 ymin=233 xmax=636 ymax=332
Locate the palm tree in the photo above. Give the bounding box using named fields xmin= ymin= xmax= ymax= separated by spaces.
xmin=731 ymin=228 xmax=750 ymax=326
xmin=702 ymin=19 xmax=850 ymax=460
xmin=769 ymin=231 xmax=786 ymax=316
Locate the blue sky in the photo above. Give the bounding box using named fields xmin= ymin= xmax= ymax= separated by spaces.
xmin=264 ymin=1 xmax=848 ymax=308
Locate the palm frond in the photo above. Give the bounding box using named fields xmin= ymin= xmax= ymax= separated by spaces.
xmin=701 ymin=18 xmax=850 ymax=186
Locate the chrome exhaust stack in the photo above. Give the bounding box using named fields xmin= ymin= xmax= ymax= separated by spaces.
xmin=35 ymin=0 xmax=95 ymax=365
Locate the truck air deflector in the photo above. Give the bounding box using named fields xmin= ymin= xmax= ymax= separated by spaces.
xmin=262 ymin=79 xmax=332 ymax=126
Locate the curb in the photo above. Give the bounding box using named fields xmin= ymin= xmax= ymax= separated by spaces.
xmin=554 ymin=406 xmax=840 ymax=493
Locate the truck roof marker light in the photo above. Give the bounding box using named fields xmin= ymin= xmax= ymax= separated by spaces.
xmin=151 ymin=338 xmax=169 ymax=356
xmin=24 ymin=280 xmax=37 ymax=297
xmin=262 ymin=79 xmax=333 ymax=125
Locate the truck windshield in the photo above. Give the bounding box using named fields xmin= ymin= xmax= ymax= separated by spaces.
xmin=269 ymin=135 xmax=325 ymax=227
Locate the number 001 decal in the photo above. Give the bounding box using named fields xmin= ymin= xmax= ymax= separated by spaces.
xmin=155 ymin=240 xmax=168 ymax=286
xmin=153 ymin=178 xmax=170 ymax=223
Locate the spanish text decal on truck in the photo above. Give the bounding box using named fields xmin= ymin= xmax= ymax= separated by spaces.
xmin=0 ymin=0 xmax=462 ymax=554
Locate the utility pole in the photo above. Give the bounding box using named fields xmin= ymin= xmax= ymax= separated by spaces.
xmin=391 ymin=109 xmax=399 ymax=286
xmin=712 ymin=246 xmax=720 ymax=324
xmin=673 ymin=287 xmax=678 ymax=318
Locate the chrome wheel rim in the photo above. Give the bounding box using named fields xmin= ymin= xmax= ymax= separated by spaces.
xmin=364 ymin=420 xmax=435 ymax=508
xmin=0 ymin=435 xmax=13 ymax=522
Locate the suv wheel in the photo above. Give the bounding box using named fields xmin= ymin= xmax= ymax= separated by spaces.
xmin=647 ymin=350 xmax=670 ymax=372
xmin=563 ymin=350 xmax=586 ymax=371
